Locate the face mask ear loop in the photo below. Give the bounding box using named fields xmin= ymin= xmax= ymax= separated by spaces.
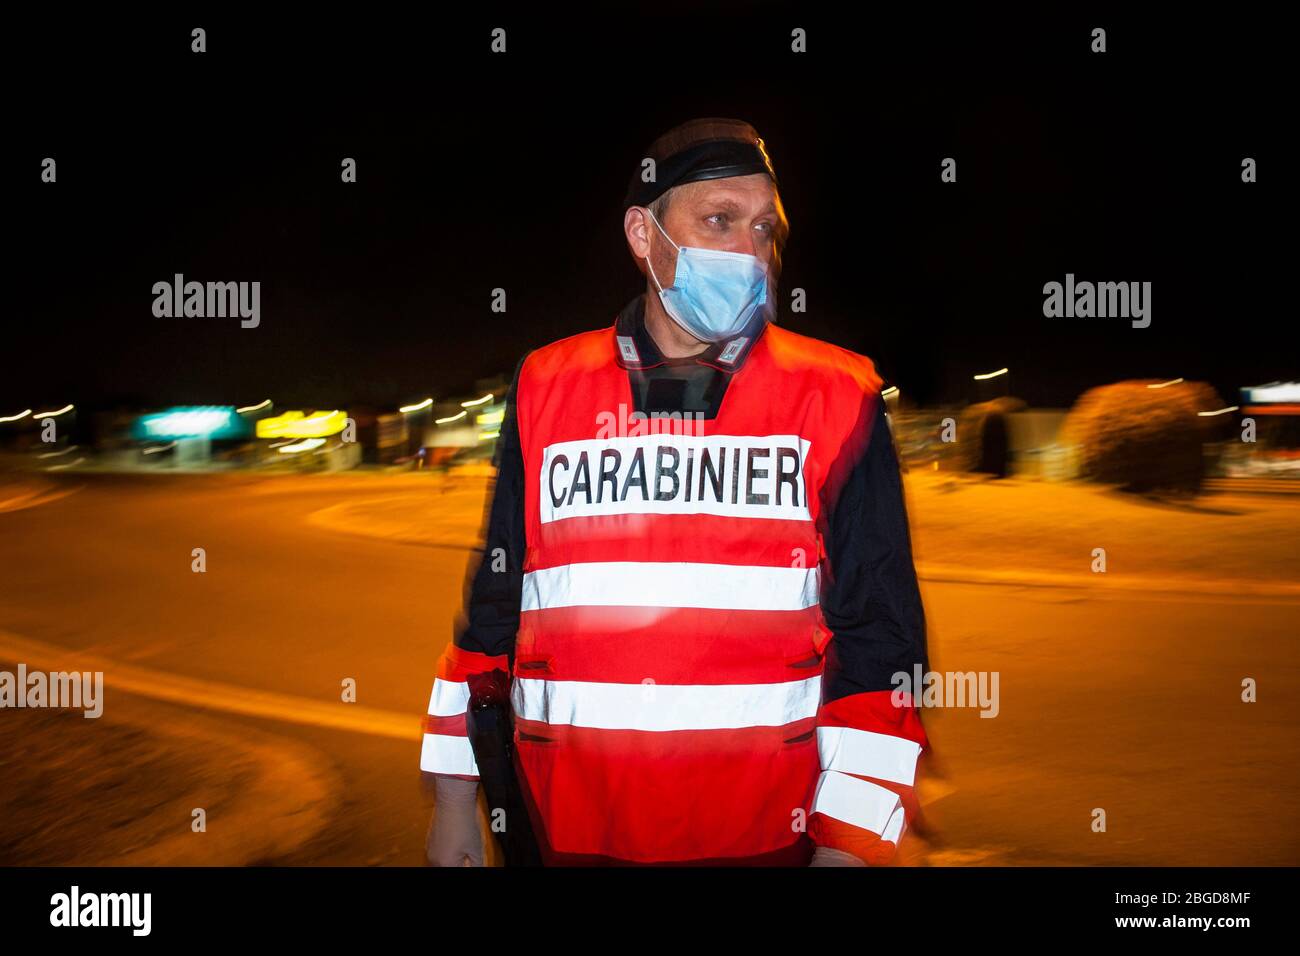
xmin=643 ymin=207 xmax=679 ymax=294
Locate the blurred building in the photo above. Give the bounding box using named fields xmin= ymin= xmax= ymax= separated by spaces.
xmin=420 ymin=375 xmax=508 ymax=468
xmin=1006 ymin=410 xmax=1073 ymax=480
xmin=375 ymin=413 xmax=409 ymax=465
xmin=255 ymin=409 xmax=360 ymax=471
xmin=892 ymin=404 xmax=1075 ymax=481
xmin=1223 ymin=381 xmax=1300 ymax=478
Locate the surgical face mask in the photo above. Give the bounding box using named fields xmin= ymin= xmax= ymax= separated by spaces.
xmin=643 ymin=207 xmax=770 ymax=343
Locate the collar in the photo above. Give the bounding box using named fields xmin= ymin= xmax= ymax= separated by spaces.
xmin=612 ymin=294 xmax=767 ymax=373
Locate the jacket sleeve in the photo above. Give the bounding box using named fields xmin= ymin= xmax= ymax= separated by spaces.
xmin=808 ymin=388 xmax=930 ymax=864
xmin=419 ymin=353 xmax=529 ymax=780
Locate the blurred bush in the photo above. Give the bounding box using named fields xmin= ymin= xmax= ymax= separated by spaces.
xmin=1061 ymin=380 xmax=1225 ymax=493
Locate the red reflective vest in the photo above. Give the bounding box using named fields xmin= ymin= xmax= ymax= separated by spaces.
xmin=423 ymin=316 xmax=928 ymax=865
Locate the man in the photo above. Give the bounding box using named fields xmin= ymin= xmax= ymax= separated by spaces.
xmin=421 ymin=118 xmax=929 ymax=867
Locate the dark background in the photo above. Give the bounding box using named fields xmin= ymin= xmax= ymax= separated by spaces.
xmin=6 ymin=7 xmax=1288 ymax=413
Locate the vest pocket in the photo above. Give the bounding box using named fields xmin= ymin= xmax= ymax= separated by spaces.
xmin=781 ymin=725 xmax=817 ymax=746
xmin=513 ymin=653 xmax=555 ymax=676
xmin=811 ymin=612 xmax=833 ymax=656
xmin=516 ymin=729 xmax=556 ymax=744
xmin=784 ymin=648 xmax=824 ymax=669
xmin=784 ymin=617 xmax=832 ymax=671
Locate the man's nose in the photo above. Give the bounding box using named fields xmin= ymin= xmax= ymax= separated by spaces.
xmin=724 ymin=232 xmax=765 ymax=260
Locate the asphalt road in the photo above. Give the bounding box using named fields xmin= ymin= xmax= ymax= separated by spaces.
xmin=1 ymin=472 xmax=1295 ymax=865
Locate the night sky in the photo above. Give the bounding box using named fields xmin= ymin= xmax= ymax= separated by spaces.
xmin=8 ymin=9 xmax=1288 ymax=415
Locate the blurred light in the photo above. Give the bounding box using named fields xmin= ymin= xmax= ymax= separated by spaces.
xmin=973 ymin=368 xmax=1008 ymax=381
xmin=1198 ymin=406 xmax=1239 ymax=417
xmin=881 ymin=386 xmax=900 ymax=398
xmin=476 ymin=409 xmax=504 ymax=426
xmin=237 ymin=399 xmax=272 ymax=414
xmin=479 ymin=430 xmax=500 ymax=440
xmin=1242 ymin=382 xmax=1300 ymax=403
xmin=400 ymin=398 xmax=433 ymax=413
xmin=37 ymin=445 xmax=79 ymax=459
xmin=1147 ymin=378 xmax=1184 ymax=389
xmin=278 ymin=438 xmax=326 ymax=454
xmin=0 ymin=409 xmax=32 ymax=423
xmin=46 ymin=457 xmax=85 ymax=470
xmin=461 ymin=393 xmax=494 ymax=408
xmin=133 ymin=407 xmax=246 ymax=440
xmin=435 ymin=410 xmax=467 ymax=425
xmin=142 ymin=442 xmax=177 ymax=455
xmin=1243 ymin=404 xmax=1300 ymax=416
xmin=33 ymin=404 xmax=74 ymax=417
xmin=256 ymin=410 xmax=346 ymax=439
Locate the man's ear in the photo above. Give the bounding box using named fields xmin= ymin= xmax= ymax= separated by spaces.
xmin=624 ymin=206 xmax=653 ymax=261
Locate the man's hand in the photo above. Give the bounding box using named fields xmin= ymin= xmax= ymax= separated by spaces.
xmin=808 ymin=845 xmax=868 ymax=867
xmin=424 ymin=773 xmax=485 ymax=866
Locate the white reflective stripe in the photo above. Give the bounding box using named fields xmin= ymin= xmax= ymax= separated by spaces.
xmin=522 ymin=562 xmax=820 ymax=612
xmin=419 ymin=732 xmax=480 ymax=777
xmin=817 ymin=726 xmax=922 ymax=785
xmin=427 ymin=678 xmax=470 ymax=717
xmin=511 ymin=675 xmax=822 ymax=731
xmin=811 ymin=770 xmax=905 ymax=839
xmin=881 ymin=803 xmax=906 ymax=845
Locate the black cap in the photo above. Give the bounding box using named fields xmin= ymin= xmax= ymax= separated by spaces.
xmin=623 ymin=117 xmax=778 ymax=210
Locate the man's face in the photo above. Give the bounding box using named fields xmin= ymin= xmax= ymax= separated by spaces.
xmin=639 ymin=173 xmax=789 ymax=287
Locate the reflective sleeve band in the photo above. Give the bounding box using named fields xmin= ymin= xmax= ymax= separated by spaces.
xmin=816 ymin=725 xmax=922 ymax=785
xmin=427 ymin=678 xmax=471 ymax=717
xmin=811 ymin=770 xmax=907 ymax=844
xmin=419 ymin=732 xmax=480 ymax=778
